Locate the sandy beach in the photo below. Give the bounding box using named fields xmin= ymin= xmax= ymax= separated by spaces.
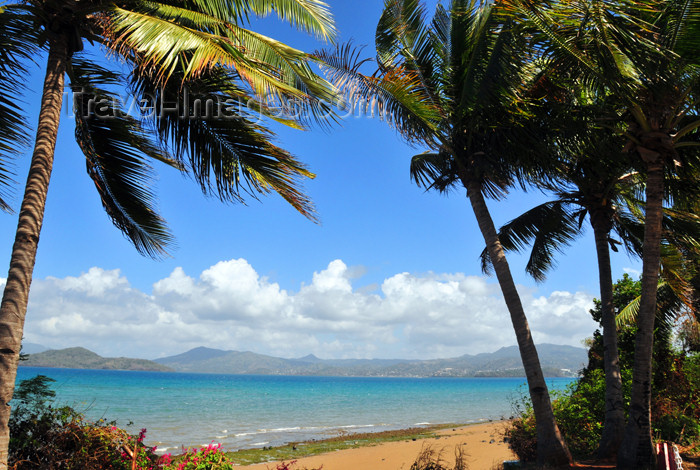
xmin=238 ymin=421 xmax=515 ymax=470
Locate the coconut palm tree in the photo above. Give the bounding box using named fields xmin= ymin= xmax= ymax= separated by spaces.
xmin=0 ymin=0 xmax=337 ymax=466
xmin=483 ymin=146 xmax=700 ymax=459
xmin=479 ymin=122 xmax=633 ymax=459
xmin=497 ymin=1 xmax=700 ymax=465
xmin=320 ymin=0 xmax=573 ymax=465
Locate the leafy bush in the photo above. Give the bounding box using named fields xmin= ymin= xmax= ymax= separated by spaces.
xmin=503 ymin=415 xmax=536 ymax=463
xmin=505 ymin=353 xmax=700 ymax=462
xmin=10 ymin=375 xmax=164 ymax=469
xmin=165 ymin=443 xmax=235 ymax=470
xmin=651 ymin=353 xmax=700 ymax=446
xmin=505 ymin=370 xmax=632 ymax=461
xmin=506 ymin=275 xmax=700 ymax=462
xmin=10 ymin=407 xmax=162 ymax=469
xmin=9 ymin=375 xmax=73 ymax=468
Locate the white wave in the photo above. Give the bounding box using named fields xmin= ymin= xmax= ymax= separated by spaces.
xmin=262 ymin=426 xmax=302 ymax=432
xmin=234 ymin=431 xmax=262 ymax=437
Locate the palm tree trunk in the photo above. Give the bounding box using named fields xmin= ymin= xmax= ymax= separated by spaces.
xmin=0 ymin=36 xmax=68 ymax=469
xmin=617 ymin=160 xmax=665 ymax=469
xmin=590 ymin=208 xmax=625 ymax=460
xmin=466 ymin=182 xmax=572 ymax=467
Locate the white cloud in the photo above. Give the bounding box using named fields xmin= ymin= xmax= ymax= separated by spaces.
xmin=22 ymin=259 xmax=597 ymax=360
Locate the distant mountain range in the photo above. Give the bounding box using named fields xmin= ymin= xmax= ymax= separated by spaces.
xmin=20 ymin=344 xmax=588 ymax=377
xmin=154 ymin=343 xmax=588 ymax=377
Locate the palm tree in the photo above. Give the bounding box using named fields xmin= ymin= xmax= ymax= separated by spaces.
xmin=0 ymin=0 xmax=337 ymax=466
xmin=499 ymin=1 xmax=700 ymax=466
xmin=479 ymin=121 xmax=633 ymax=459
xmin=320 ymin=0 xmax=573 ymax=465
xmin=483 ymin=145 xmax=700 ymax=459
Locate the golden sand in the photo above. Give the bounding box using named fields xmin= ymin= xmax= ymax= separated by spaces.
xmin=238 ymin=421 xmax=515 ymax=470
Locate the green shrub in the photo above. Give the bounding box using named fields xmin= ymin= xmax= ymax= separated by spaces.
xmin=505 ymin=275 xmax=700 ymax=462
xmin=651 ymin=353 xmax=700 ymax=445
xmin=505 ymin=352 xmax=700 ymax=461
xmin=9 ymin=375 xmax=161 ymax=469
xmin=503 ymin=416 xmax=536 ymax=463
xmin=164 ymin=443 xmax=235 ymax=470
xmin=505 ymin=370 xmax=631 ymax=461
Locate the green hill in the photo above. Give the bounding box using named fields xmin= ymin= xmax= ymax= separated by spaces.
xmin=155 ymin=343 xmax=587 ymax=377
xmin=20 ymin=347 xmax=172 ymax=372
xmin=19 ymin=344 xmax=587 ymax=377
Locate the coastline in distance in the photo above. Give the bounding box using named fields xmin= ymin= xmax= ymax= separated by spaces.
xmin=20 ymin=343 xmax=587 ymax=377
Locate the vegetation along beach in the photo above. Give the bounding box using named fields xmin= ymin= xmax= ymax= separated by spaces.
xmin=1 ymin=0 xmax=700 ymax=468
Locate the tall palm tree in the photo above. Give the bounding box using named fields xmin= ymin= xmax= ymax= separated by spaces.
xmin=479 ymin=120 xmax=634 ymax=458
xmin=483 ymin=145 xmax=700 ymax=459
xmin=500 ymin=0 xmax=700 ymax=466
xmin=320 ymin=0 xmax=573 ymax=465
xmin=0 ymin=0 xmax=337 ymax=466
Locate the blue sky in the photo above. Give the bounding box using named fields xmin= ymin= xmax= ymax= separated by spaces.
xmin=1 ymin=1 xmax=641 ymax=360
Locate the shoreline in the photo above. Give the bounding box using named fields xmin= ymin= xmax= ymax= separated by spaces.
xmin=231 ymin=421 xmax=514 ymax=469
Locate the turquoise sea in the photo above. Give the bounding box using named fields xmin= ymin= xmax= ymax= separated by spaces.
xmin=15 ymin=367 xmax=574 ymax=453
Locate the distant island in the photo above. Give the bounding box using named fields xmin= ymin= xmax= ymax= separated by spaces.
xmin=21 ymin=343 xmax=588 ymax=377
xmin=21 ymin=347 xmax=172 ymax=372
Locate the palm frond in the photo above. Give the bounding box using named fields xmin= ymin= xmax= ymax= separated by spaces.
xmin=615 ymin=194 xmax=700 ymax=302
xmin=131 ymin=67 xmax=317 ymax=220
xmin=103 ymin=6 xmax=248 ymax=81
xmin=616 ymin=282 xmax=685 ymax=333
xmin=410 ymin=151 xmax=460 ymax=193
xmin=69 ymin=57 xmax=175 ymax=258
xmin=0 ymin=5 xmax=41 ymax=212
xmin=376 ymin=0 xmax=439 ymax=105
xmin=103 ymin=5 xmax=336 ymax=127
xmin=316 ymin=42 xmax=439 ymax=145
xmin=657 ymin=0 xmax=700 ymax=57
xmin=501 ymin=0 xmax=658 ymax=100
xmin=616 ymin=294 xmax=641 ymax=327
xmin=453 ymin=1 xmax=515 ymax=110
xmin=246 ymin=0 xmax=337 ymax=42
xmin=479 ymin=201 xmax=582 ymax=281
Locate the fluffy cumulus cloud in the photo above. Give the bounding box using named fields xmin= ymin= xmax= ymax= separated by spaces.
xmin=21 ymin=259 xmax=597 ymax=360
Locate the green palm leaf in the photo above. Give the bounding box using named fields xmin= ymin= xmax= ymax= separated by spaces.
xmin=479 ymin=201 xmax=582 ymax=281
xmin=0 ymin=5 xmax=40 ymax=212
xmin=656 ymin=0 xmax=700 ymax=58
xmin=616 ymin=282 xmax=684 ymax=334
xmin=246 ymin=0 xmax=336 ymax=42
xmin=131 ymin=67 xmax=317 ymax=220
xmin=410 ymin=151 xmax=459 ymax=192
xmin=316 ymin=43 xmax=439 ymax=144
xmin=376 ymin=0 xmax=439 ymax=105
xmin=69 ymin=58 xmax=175 ymax=258
xmin=104 ymin=5 xmax=336 ymax=125
xmin=104 ymin=6 xmax=247 ymax=81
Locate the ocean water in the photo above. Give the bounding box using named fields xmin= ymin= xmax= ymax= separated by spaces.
xmin=15 ymin=367 xmax=574 ymax=453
